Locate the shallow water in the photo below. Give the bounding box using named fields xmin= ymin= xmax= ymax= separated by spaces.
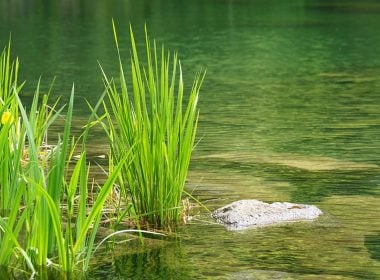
xmin=1 ymin=0 xmax=380 ymax=279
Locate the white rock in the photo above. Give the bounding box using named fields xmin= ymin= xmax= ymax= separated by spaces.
xmin=212 ymin=199 xmax=322 ymax=230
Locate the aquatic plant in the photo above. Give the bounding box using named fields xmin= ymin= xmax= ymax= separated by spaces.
xmin=18 ymin=86 xmax=134 ymax=272
xmin=0 ymin=41 xmax=134 ymax=274
xmin=0 ymin=24 xmax=199 ymax=274
xmin=0 ymin=42 xmax=68 ymax=272
xmin=0 ymin=41 xmax=28 ymax=270
xmin=0 ymin=40 xmax=22 ymax=104
xmin=0 ymin=105 xmax=28 ymax=270
xmin=100 ymin=22 xmax=205 ymax=228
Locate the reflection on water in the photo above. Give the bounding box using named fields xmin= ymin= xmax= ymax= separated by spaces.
xmin=1 ymin=0 xmax=380 ymax=279
xmin=90 ymin=244 xmax=191 ymax=280
xmin=365 ymin=232 xmax=380 ymax=262
xmin=192 ymin=152 xmax=380 ymax=204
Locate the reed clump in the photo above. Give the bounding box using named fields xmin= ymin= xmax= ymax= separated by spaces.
xmin=0 ymin=41 xmax=132 ymax=275
xmin=100 ymin=22 xmax=205 ymax=229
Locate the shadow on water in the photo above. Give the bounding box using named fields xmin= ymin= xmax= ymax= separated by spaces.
xmin=260 ymin=165 xmax=380 ymax=203
xmin=0 ymin=266 xmax=84 ymax=280
xmin=305 ymin=0 xmax=380 ymax=14
xmin=88 ymin=245 xmax=190 ymax=280
xmin=365 ymin=232 xmax=380 ymax=262
xmin=197 ymin=154 xmax=380 ymax=204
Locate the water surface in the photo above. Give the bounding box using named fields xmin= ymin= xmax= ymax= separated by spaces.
xmin=1 ymin=0 xmax=380 ymax=279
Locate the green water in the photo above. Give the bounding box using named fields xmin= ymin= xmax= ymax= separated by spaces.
xmin=2 ymin=0 xmax=380 ymax=279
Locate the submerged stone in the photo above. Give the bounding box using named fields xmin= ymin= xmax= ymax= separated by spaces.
xmin=197 ymin=152 xmax=379 ymax=172
xmin=212 ymin=199 xmax=322 ymax=230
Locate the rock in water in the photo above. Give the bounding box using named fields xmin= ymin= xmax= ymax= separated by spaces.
xmin=212 ymin=199 xmax=322 ymax=230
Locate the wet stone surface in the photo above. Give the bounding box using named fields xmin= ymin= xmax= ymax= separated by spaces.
xmin=212 ymin=199 xmax=323 ymax=230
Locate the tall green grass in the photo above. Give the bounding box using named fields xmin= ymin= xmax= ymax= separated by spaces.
xmin=101 ymin=22 xmax=205 ymax=228
xmin=0 ymin=41 xmax=136 ymax=274
xmin=0 ymin=41 xmax=27 ymax=270
xmin=18 ymin=86 xmax=134 ymax=272
xmin=0 ymin=22 xmax=202 ymax=274
xmin=0 ymin=40 xmax=23 ymax=104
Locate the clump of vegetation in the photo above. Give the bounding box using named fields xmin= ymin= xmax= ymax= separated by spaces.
xmin=0 ymin=43 xmax=134 ymax=275
xmin=0 ymin=22 xmax=204 ymax=276
xmin=101 ymin=22 xmax=205 ymax=229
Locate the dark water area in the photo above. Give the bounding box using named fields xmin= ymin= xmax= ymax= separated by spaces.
xmin=1 ymin=0 xmax=380 ymax=279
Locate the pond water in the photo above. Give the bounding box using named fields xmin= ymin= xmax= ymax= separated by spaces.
xmin=1 ymin=0 xmax=380 ymax=279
